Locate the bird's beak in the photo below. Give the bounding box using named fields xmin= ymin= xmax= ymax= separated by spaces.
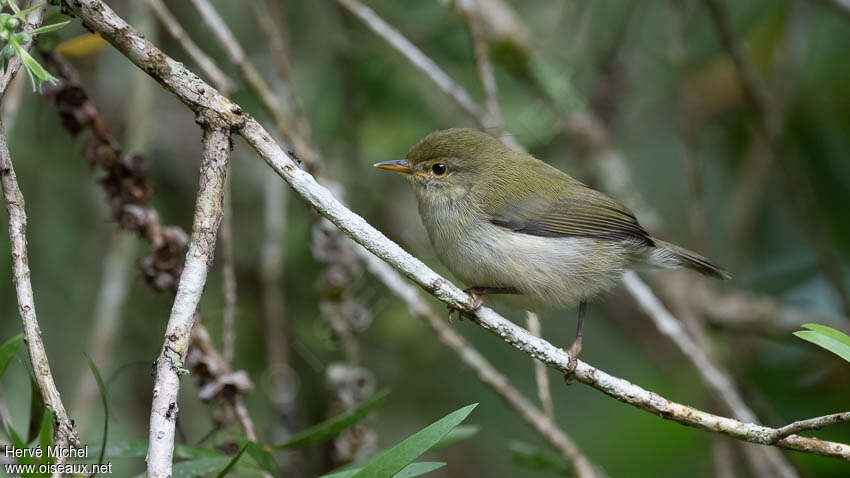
xmin=374 ymin=159 xmax=414 ymax=175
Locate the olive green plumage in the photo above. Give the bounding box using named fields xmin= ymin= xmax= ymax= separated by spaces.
xmin=378 ymin=128 xmax=729 ymax=311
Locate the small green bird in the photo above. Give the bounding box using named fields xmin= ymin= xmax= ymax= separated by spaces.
xmin=375 ymin=128 xmax=729 ymax=372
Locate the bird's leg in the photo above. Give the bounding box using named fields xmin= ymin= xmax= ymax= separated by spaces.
xmin=448 ymin=286 xmax=519 ymax=321
xmin=564 ymin=300 xmax=587 ymax=380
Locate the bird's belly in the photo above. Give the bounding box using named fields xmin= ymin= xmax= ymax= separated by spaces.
xmin=433 ymin=222 xmax=630 ymax=310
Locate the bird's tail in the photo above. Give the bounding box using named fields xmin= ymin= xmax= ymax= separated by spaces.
xmin=647 ymin=238 xmax=731 ymax=280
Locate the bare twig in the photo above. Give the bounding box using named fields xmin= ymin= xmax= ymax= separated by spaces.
xmin=189 ymin=0 xmax=319 ymax=170
xmin=525 ymin=312 xmax=554 ymax=421
xmin=457 ymin=0 xmax=503 ymax=135
xmin=1 ymin=119 xmax=80 ymax=466
xmin=220 ymin=172 xmax=237 ymax=364
xmin=144 ymin=0 xmax=235 ymax=94
xmin=623 ymin=271 xmax=797 ymax=477
xmin=703 ymin=0 xmax=850 ymax=317
xmin=355 ymin=246 xmax=599 ymax=478
xmin=771 ymin=412 xmax=850 ymax=442
xmin=146 ymin=126 xmax=230 ymax=477
xmin=336 ymin=0 xmax=490 ymax=126
xmin=0 ymin=7 xmax=79 ymax=469
xmin=65 ymin=0 xmax=850 ymax=461
xmin=0 ymin=74 xmax=25 ymax=132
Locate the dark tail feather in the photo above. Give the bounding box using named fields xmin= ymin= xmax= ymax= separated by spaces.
xmin=650 ymin=238 xmax=732 ymax=280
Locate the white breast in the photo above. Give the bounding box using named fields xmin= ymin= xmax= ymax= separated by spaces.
xmin=425 ymin=215 xmax=632 ymax=310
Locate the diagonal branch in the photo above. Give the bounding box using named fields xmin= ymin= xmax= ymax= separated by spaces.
xmin=64 ymin=0 xmax=850 ymax=463
xmin=354 ymin=244 xmax=599 ymax=478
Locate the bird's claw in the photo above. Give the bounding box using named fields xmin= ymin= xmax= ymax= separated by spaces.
xmin=446 ymin=288 xmax=484 ymax=322
xmin=563 ymin=336 xmax=582 ymax=383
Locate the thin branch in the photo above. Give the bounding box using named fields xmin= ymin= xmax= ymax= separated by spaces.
xmin=623 ymin=271 xmax=797 ymax=477
xmin=146 ymin=126 xmax=230 ymax=477
xmin=355 ymin=245 xmax=599 ymax=478
xmin=0 ymin=7 xmax=80 ymax=468
xmin=65 ymin=0 xmax=850 ymax=461
xmin=188 ymin=0 xmax=320 ymax=171
xmin=771 ymin=412 xmax=850 ymax=442
xmin=525 ymin=312 xmax=554 ymax=421
xmin=336 ymin=0 xmax=491 ymax=126
xmin=144 ymin=0 xmax=235 ymax=94
xmin=457 ymin=0 xmax=503 ymax=135
xmin=1 ymin=119 xmax=80 ymax=463
xmin=703 ymin=0 xmax=850 ymax=317
xmin=220 ymin=172 xmax=237 ymax=364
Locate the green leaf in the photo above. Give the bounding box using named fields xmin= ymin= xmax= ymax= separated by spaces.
xmin=508 ymin=441 xmax=574 ymax=475
xmin=6 ymin=425 xmax=37 ymax=466
xmin=350 ymin=403 xmax=477 ymax=478
xmin=246 ymin=442 xmax=280 ymax=476
xmin=321 ymin=462 xmax=446 ymax=478
xmin=274 ymin=388 xmax=389 ymax=450
xmin=27 ymin=377 xmax=45 ymax=443
xmin=795 ymin=330 xmax=850 ymax=363
xmin=215 ymin=441 xmax=281 ymax=478
xmin=6 ymin=0 xmax=22 ymax=15
xmin=171 ymin=456 xmax=233 ymax=478
xmin=800 ymin=324 xmax=850 ymax=348
xmin=393 ymin=462 xmax=446 ymax=478
xmin=0 ymin=334 xmax=23 ymax=377
xmin=36 ymin=407 xmax=54 ymax=471
xmin=24 ymin=20 xmax=70 ymax=36
xmin=214 ymin=444 xmax=248 ymax=478
xmin=104 ymin=440 xmax=224 ymax=460
xmin=15 ymin=1 xmax=44 ymax=18
xmin=85 ymin=354 xmax=109 ymax=476
xmin=429 ymin=424 xmax=479 ymax=451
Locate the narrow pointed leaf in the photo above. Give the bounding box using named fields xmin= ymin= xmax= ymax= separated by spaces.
xmin=0 ymin=334 xmax=23 ymax=377
xmin=274 ymin=388 xmax=389 ymax=450
xmin=24 ymin=20 xmax=71 ymax=36
xmin=321 ymin=462 xmax=446 ymax=478
xmin=351 ymin=403 xmax=477 ymax=478
xmin=794 ymin=331 xmax=850 ymax=363
xmin=429 ymin=424 xmax=479 ymax=451
xmin=27 ymin=377 xmax=45 ymax=443
xmin=85 ymin=354 xmax=109 ymax=476
xmin=214 ymin=444 xmax=248 ymax=478
xmin=800 ymin=324 xmax=850 ymax=348
xmin=172 ymin=456 xmax=233 ymax=478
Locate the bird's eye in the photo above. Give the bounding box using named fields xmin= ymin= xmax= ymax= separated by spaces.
xmin=431 ymin=163 xmax=447 ymax=176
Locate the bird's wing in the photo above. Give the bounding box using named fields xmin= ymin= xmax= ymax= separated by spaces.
xmin=487 ymin=186 xmax=654 ymax=245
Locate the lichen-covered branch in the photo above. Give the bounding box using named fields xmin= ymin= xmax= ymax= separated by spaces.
xmin=0 ymin=8 xmax=79 ymax=470
xmin=355 ymin=245 xmax=599 ymax=478
xmin=146 ymin=126 xmax=230 ymax=478
xmin=64 ymin=0 xmax=850 ymax=462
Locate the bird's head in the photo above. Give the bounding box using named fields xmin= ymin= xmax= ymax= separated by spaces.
xmin=374 ymin=128 xmax=514 ymax=208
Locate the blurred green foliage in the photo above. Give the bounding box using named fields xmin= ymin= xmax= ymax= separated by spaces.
xmin=1 ymin=0 xmax=850 ymax=476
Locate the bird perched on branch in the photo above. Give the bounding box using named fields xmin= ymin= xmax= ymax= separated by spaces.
xmin=376 ymin=128 xmax=729 ymax=373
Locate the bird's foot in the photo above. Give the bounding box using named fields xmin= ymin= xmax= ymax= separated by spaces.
xmin=447 ymin=288 xmax=484 ymax=323
xmin=563 ymin=336 xmax=582 ymax=383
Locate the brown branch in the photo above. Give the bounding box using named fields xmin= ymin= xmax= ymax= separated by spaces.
xmin=771 ymin=412 xmax=850 ymax=442
xmin=525 ymin=312 xmax=555 ymax=421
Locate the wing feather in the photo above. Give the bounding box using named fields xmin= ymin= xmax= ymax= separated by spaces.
xmin=488 ymin=188 xmax=653 ymax=245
